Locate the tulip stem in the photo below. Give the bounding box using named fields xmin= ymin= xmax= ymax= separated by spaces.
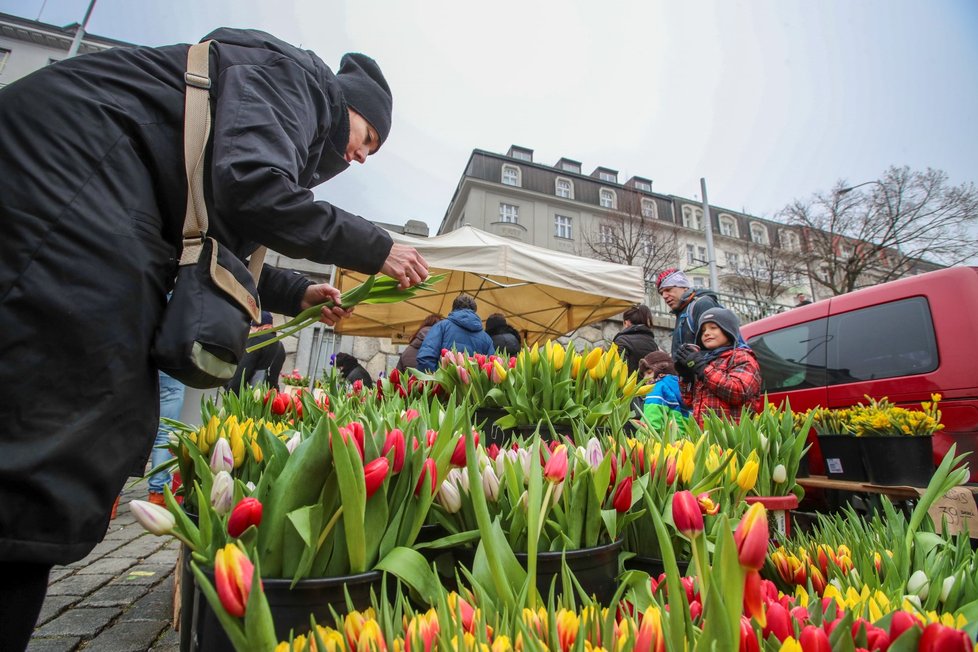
xmin=691 ymin=533 xmax=710 ymax=599
xmin=316 ymin=506 xmax=344 ymax=554
xmin=529 ymin=482 xmax=555 ymax=610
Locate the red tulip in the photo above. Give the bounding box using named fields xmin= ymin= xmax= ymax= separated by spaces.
xmin=919 ymin=623 xmax=972 ymax=652
xmin=415 ymin=458 xmax=437 ymax=497
xmin=734 ymin=502 xmax=769 ymax=570
xmin=799 ymin=625 xmax=831 ymax=652
xmin=613 ymin=477 xmax=633 ymax=513
xmin=544 ymin=445 xmax=568 ymax=483
xmin=739 ymin=616 xmax=759 ymax=652
xmin=743 ymin=569 xmax=766 ymax=628
xmin=790 ymin=606 xmax=810 ymax=626
xmin=426 ymin=429 xmax=438 ymax=447
xmin=450 ymin=432 xmax=478 ymax=467
xmin=270 ymin=392 xmax=290 ymax=415
xmin=214 ymin=544 xmax=256 ymax=618
xmin=763 ymin=602 xmax=792 ymax=642
xmin=487 ymin=443 xmax=501 ymax=460
xmin=889 ymin=611 xmax=920 ymax=642
xmin=403 ymin=408 xmax=420 ymax=422
xmin=337 ymin=422 xmax=365 ymax=460
xmin=364 ymin=457 xmax=390 ymax=499
xmin=227 ymin=497 xmax=263 ymax=538
xmin=864 ymin=626 xmax=890 ymax=652
xmin=382 ymin=429 xmax=406 ymax=473
xmin=672 ymin=490 xmax=704 ymax=538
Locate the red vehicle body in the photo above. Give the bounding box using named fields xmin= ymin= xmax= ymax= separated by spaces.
xmin=741 ymin=266 xmax=978 ymax=481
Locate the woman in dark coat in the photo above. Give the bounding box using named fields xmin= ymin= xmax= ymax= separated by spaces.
xmin=613 ymin=304 xmax=661 ymax=375
xmin=0 ymin=28 xmax=429 ymax=646
xmin=485 ymin=313 xmax=522 ymax=357
xmin=396 ymin=313 xmax=442 ymax=372
xmin=334 ymin=353 xmax=375 ymax=388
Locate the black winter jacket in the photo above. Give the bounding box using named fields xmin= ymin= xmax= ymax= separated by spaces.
xmin=0 ymin=29 xmax=391 ymax=564
xmin=487 ymin=324 xmax=522 ymax=357
xmin=613 ymin=325 xmax=660 ymax=375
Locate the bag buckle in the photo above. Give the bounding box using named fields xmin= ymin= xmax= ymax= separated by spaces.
xmin=184 ymin=72 xmax=211 ymax=90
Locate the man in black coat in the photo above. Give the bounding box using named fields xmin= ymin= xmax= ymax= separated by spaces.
xmin=0 ymin=28 xmax=428 ymax=647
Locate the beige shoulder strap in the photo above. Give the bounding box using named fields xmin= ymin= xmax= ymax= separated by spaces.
xmin=181 ymin=41 xmax=265 ymax=283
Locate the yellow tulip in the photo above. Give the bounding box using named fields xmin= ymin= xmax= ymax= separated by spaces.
xmin=555 ymin=609 xmax=579 ymax=652
xmin=551 ymin=342 xmax=566 ymax=370
xmin=635 ymin=383 xmax=655 ymax=396
xmin=529 ymin=342 xmax=540 ymax=364
xmin=736 ymin=453 xmax=760 ymax=492
xmin=589 ymin=357 xmax=608 ymax=380
xmin=621 ymin=377 xmax=637 ymax=398
xmin=584 ymin=348 xmax=603 ymax=370
xmin=229 ymin=428 xmax=245 ymax=469
xmin=571 ymin=355 xmax=583 ymax=379
xmin=205 ymin=414 xmax=220 ymax=447
xmin=251 ymin=439 xmax=263 ymax=464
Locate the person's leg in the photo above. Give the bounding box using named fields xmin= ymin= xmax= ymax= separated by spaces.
xmin=148 ymin=372 xmax=186 ymax=503
xmin=0 ymin=561 xmax=51 ymax=651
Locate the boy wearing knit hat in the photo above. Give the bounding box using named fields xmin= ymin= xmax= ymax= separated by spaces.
xmin=655 ymin=267 xmax=721 ymax=359
xmin=638 ymin=351 xmax=690 ymax=432
xmin=674 ymin=307 xmax=762 ymax=424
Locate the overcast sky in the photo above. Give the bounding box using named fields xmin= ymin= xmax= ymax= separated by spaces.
xmin=4 ymin=0 xmax=977 ymax=234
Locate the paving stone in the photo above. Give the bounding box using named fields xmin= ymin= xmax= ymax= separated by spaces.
xmin=107 ymin=535 xmax=168 ymax=560
xmin=121 ymin=581 xmax=173 ymax=622
xmin=84 ymin=619 xmax=168 ymax=652
xmin=32 ymin=607 xmax=120 ymax=638
xmin=26 ymin=636 xmax=81 ymax=652
xmin=75 ymin=557 xmax=136 ymax=576
xmin=114 ymin=563 xmax=174 ymax=585
xmin=150 ymin=625 xmax=180 ymax=651
xmin=78 ymin=583 xmax=150 ymax=608
xmin=36 ymin=596 xmax=80 ymax=626
xmin=80 ymin=538 xmax=128 ymax=561
xmin=49 ymin=567 xmax=75 ymax=583
xmin=47 ymin=573 xmax=114 ymax=597
xmin=144 ymin=546 xmax=179 ymax=567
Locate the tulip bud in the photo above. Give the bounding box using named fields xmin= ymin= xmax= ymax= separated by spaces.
xmin=210 ymin=437 xmax=234 ymax=474
xmin=907 ymin=570 xmax=929 ymax=600
xmin=437 ymin=479 xmax=462 ymax=513
xmin=544 ymin=445 xmax=568 ymax=484
xmin=612 ymin=477 xmax=633 ymax=513
xmin=919 ymin=623 xmax=972 ymax=652
xmin=799 ymin=625 xmax=830 ymax=652
xmin=363 ymin=457 xmax=390 ymax=500
xmin=736 ymin=457 xmax=760 ymax=492
xmin=734 ymin=503 xmax=769 ymax=570
xmin=585 ymin=437 xmax=604 ymax=468
xmin=382 ymin=429 xmax=406 ymax=473
xmin=210 ymin=470 xmax=234 ymax=515
xmin=772 ymin=464 xmax=787 ymax=484
xmin=482 ymin=465 xmax=500 ymax=502
xmin=491 ymin=359 xmax=508 ymax=383
xmin=450 ymin=432 xmax=478 ymax=467
xmin=672 ymin=490 xmax=704 ymax=538
xmin=940 ymin=575 xmax=956 ymax=603
xmin=130 ymin=500 xmax=176 ymax=536
xmin=214 ymin=544 xmax=255 ymax=618
xmin=227 ymin=497 xmax=263 ymax=538
xmin=888 ymin=610 xmax=920 ymax=641
xmin=285 ymin=433 xmax=301 ymax=454
xmin=415 ymin=458 xmax=437 ymax=497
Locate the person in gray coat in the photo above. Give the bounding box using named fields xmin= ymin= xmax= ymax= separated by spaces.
xmin=0 ymin=28 xmax=430 ymax=647
xmin=396 ymin=313 xmax=443 ymax=372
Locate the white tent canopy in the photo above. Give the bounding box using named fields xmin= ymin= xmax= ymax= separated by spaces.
xmin=333 ymin=226 xmax=646 ymax=345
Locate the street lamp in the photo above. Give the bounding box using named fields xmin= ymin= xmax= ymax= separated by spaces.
xmin=838 ymin=179 xmax=883 ymax=195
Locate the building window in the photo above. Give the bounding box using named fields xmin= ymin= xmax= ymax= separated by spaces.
xmin=555 ymin=214 xmax=573 ymax=239
xmin=718 ymin=214 xmax=737 ymax=237
xmin=501 ymin=164 xmax=521 ymax=187
xmin=598 ymin=224 xmax=614 ymax=244
xmin=750 ymin=222 xmax=768 ymax=244
xmin=499 ymin=203 xmax=519 ymax=223
xmin=634 ymin=180 xmax=652 ymax=192
xmin=555 ymin=177 xmax=574 ymax=199
xmin=682 ymin=205 xmax=703 ymax=230
xmin=560 ymin=161 xmax=581 ymax=173
xmin=692 ymin=276 xmax=706 ymax=289
xmin=686 ymin=244 xmax=707 ymax=266
xmin=726 ymin=251 xmax=740 ymax=271
xmin=599 ymin=188 xmax=616 ymax=209
xmin=641 ymin=199 xmax=657 ymax=218
xmin=0 ymin=48 xmax=10 ymax=75
xmin=599 ymin=171 xmax=617 ymax=182
xmin=511 ymin=150 xmax=532 ymax=162
xmin=780 ymin=230 xmax=800 ymax=251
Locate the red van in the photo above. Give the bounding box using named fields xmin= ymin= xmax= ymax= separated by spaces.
xmin=740 ymin=266 xmax=978 ymax=481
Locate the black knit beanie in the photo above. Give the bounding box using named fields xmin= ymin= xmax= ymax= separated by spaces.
xmin=696 ymin=307 xmax=742 ymax=347
xmin=335 ymin=53 xmax=392 ymax=148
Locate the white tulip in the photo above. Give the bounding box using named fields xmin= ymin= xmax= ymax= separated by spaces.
xmin=941 ymin=575 xmax=956 ymax=602
xmin=585 ymin=438 xmax=604 ymax=468
xmin=772 ymin=464 xmax=787 ymax=484
xmin=437 ymin=480 xmax=462 ymax=513
xmin=210 ymin=470 xmax=234 ymax=515
xmin=907 ymin=570 xmax=929 ymax=599
xmin=285 ymin=433 xmax=302 ymax=454
xmin=482 ymin=465 xmax=500 ymax=502
xmin=130 ymin=500 xmax=175 ymax=536
xmin=209 ymin=437 xmax=234 ymax=474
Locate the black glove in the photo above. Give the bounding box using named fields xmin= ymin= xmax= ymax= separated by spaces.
xmin=675 ymin=344 xmax=707 ymax=378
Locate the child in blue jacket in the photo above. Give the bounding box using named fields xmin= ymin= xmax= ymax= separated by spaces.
xmin=639 ymin=351 xmax=690 ymax=431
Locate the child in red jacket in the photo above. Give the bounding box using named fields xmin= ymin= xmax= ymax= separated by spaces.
xmin=675 ymin=307 xmax=762 ymax=424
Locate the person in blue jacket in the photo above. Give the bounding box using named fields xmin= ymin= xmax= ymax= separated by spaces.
xmin=416 ymin=294 xmax=495 ymax=371
xmin=639 ymin=351 xmax=690 ymax=432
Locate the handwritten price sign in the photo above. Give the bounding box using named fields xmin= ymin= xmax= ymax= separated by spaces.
xmin=924 ymin=486 xmax=978 ymax=537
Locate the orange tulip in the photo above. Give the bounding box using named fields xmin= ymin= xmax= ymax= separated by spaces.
xmin=734 ymin=502 xmax=769 ymax=570
xmin=633 ymin=606 xmax=665 ymax=652
xmin=214 ymin=544 xmax=255 ymax=618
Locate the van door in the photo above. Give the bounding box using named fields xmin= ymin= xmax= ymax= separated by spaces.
xmin=747 ymin=315 xmax=830 ymax=413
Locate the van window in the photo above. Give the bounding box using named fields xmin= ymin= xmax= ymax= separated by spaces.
xmin=826 ymin=297 xmax=938 ymax=384
xmin=748 ymin=319 xmax=829 ymax=393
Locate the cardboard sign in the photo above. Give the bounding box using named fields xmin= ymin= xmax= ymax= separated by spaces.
xmin=924 ymin=486 xmax=978 ymax=538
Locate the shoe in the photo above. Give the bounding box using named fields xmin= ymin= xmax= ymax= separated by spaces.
xmin=147 ymin=491 xmax=166 ymax=507
xmin=110 ymin=495 xmax=120 ymax=520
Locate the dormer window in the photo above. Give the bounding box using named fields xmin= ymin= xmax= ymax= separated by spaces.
xmin=780 ymin=230 xmax=801 ymax=251
xmin=718 ymin=214 xmax=738 ymax=238
xmin=599 ymin=188 xmax=617 ymax=209
xmin=749 ymin=222 xmax=768 ymax=244
xmin=555 ymin=177 xmax=574 ymax=199
xmin=682 ymin=205 xmax=703 ymax=230
xmin=641 ymin=199 xmax=657 ymax=218
xmin=501 ymin=164 xmax=521 ymax=187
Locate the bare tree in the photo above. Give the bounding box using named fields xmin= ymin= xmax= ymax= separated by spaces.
xmin=582 ymin=191 xmax=680 ymax=292
xmin=780 ymin=166 xmax=978 ymax=295
xmin=722 ymin=238 xmax=806 ymax=317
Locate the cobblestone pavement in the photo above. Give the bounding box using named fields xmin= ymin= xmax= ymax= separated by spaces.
xmin=28 ymin=477 xmax=182 ymax=652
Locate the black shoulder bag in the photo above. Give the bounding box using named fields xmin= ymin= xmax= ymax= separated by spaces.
xmin=151 ymin=41 xmax=267 ymax=388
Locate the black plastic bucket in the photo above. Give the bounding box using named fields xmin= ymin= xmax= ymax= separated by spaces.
xmin=190 ymin=569 xmax=383 ymax=651
xmin=861 ymin=435 xmax=934 ymax=487
xmin=623 ymin=554 xmax=690 ymax=578
xmin=515 ymin=539 xmax=622 ymax=604
xmin=817 ymin=435 xmax=867 ymax=481
xmin=474 ymin=407 xmax=509 ymax=447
